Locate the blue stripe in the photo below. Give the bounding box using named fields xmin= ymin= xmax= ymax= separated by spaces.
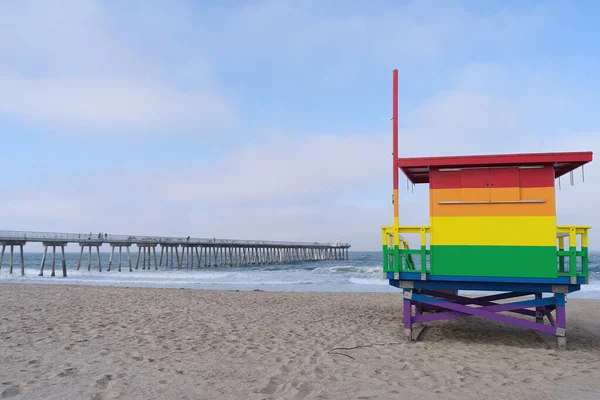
xmin=386 ymin=272 xmax=587 ymax=285
xmin=389 ymin=279 xmax=581 ymax=293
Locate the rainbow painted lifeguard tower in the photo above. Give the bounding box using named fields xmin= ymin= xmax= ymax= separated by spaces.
xmin=383 ymin=69 xmax=593 ymax=350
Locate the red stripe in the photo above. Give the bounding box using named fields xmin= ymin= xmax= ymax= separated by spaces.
xmin=430 ymin=166 xmax=554 ymax=189
xmin=519 ymin=166 xmax=554 ymax=188
xmin=430 ymin=169 xmax=461 ymax=189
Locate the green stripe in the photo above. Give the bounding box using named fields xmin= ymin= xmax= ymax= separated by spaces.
xmin=430 ymin=245 xmax=558 ymax=278
xmin=583 ymin=246 xmax=589 ymax=277
xmin=382 ymin=245 xmax=390 ymax=272
xmin=569 ymin=246 xmax=577 ymax=277
xmin=393 ymin=245 xmax=401 ymax=272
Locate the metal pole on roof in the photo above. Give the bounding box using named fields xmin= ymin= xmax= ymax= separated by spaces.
xmin=393 ymin=69 xmax=399 ymax=228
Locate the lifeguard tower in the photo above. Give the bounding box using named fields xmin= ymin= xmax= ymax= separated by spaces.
xmin=383 ymin=69 xmax=593 ymax=350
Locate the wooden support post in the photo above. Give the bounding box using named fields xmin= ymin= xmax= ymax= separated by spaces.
xmin=0 ymin=245 xmax=4 ymax=271
xmin=195 ymin=247 xmax=201 ymax=267
xmin=141 ymin=246 xmax=146 ymax=270
xmin=126 ymin=246 xmax=132 ymax=272
xmin=153 ymin=247 xmax=158 ymax=270
xmin=147 ymin=247 xmax=151 ymax=270
xmin=535 ymin=293 xmax=543 ymax=324
xmin=61 ymin=245 xmax=67 ymax=277
xmin=97 ymin=246 xmax=102 ymax=272
xmin=175 ymin=246 xmax=181 ymax=268
xmin=213 ymin=247 xmax=217 ymax=267
xmin=171 ymin=246 xmax=175 ymax=267
xmin=19 ymin=245 xmax=25 ymax=276
xmin=76 ymin=245 xmax=83 ymax=271
xmin=39 ymin=245 xmax=48 ymax=276
xmin=88 ymin=245 xmax=92 ymax=271
xmin=9 ymin=245 xmax=14 ymax=274
xmin=159 ymin=246 xmax=164 ymax=266
xmin=51 ymin=246 xmax=56 ymax=277
xmin=135 ymin=246 xmax=141 ymax=270
xmin=108 ymin=246 xmax=115 ymax=272
xmin=118 ymin=246 xmax=122 ymax=272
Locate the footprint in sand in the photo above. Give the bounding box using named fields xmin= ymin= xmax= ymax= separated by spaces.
xmin=95 ymin=375 xmax=113 ymax=389
xmin=1 ymin=386 xmax=20 ymax=399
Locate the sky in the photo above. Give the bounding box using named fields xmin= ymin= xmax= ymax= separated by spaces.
xmin=0 ymin=0 xmax=599 ymax=251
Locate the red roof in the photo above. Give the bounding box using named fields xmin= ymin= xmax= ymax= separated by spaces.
xmin=398 ymin=151 xmax=593 ymax=184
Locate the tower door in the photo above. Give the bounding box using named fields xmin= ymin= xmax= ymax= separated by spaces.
xmin=460 ymin=166 xmax=520 ymax=202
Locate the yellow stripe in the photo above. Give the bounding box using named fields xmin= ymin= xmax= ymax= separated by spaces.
xmin=430 ymin=216 xmax=557 ymax=246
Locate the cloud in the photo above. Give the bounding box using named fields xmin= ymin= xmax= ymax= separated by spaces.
xmin=0 ymin=75 xmax=233 ymax=132
xmin=0 ymin=0 xmax=235 ymax=134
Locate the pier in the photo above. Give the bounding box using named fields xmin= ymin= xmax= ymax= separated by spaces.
xmin=0 ymin=230 xmax=351 ymax=277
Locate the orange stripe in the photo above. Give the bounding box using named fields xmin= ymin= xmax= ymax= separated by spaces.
xmin=430 ymin=187 xmax=556 ymax=217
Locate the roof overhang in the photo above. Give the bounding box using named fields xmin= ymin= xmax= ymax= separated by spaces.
xmin=398 ymin=151 xmax=593 ymax=184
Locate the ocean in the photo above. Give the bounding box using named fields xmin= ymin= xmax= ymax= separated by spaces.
xmin=1 ymin=251 xmax=600 ymax=298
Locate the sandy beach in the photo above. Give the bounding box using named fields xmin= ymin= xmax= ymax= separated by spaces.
xmin=1 ymin=284 xmax=600 ymax=400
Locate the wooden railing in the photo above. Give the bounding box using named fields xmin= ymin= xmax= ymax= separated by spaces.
xmin=556 ymin=225 xmax=591 ymax=280
xmin=381 ymin=226 xmax=430 ymax=276
xmin=382 ymin=224 xmax=591 ymax=280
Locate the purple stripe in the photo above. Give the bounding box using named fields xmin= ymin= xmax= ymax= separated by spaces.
xmin=415 ymin=303 xmax=422 ymax=317
xmin=412 ymin=295 xmax=557 ymax=335
xmin=403 ymin=299 xmax=412 ymax=329
xmin=543 ymin=306 xmax=556 ymax=327
xmin=420 ymin=289 xmax=533 ymax=306
xmin=412 ymin=301 xmax=543 ymax=323
xmin=417 ymin=302 xmax=537 ymax=318
xmin=413 ymin=307 xmax=540 ymax=324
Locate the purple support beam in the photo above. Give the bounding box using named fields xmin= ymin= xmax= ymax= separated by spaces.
xmin=418 ymin=290 xmax=540 ymax=317
xmin=419 ymin=301 xmax=538 ymax=318
xmin=420 ymin=289 xmax=533 ymax=305
xmin=412 ymin=297 xmax=555 ymax=324
xmin=410 ymin=292 xmax=558 ymax=335
xmin=403 ymin=298 xmax=412 ymax=329
xmin=543 ymin=306 xmax=557 ymax=327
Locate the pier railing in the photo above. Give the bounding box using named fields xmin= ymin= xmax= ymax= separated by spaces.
xmin=0 ymin=230 xmax=350 ymax=248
